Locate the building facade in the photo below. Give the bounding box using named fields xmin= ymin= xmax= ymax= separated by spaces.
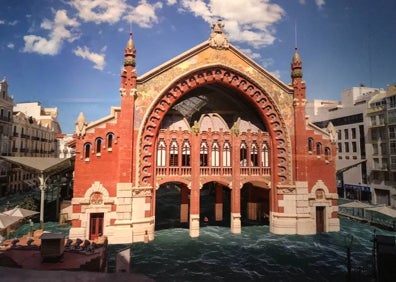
xmin=69 ymin=24 xmax=340 ymax=244
xmin=0 ymin=77 xmax=13 ymax=196
xmin=7 ymin=102 xmax=62 ymax=194
xmin=367 ymin=84 xmax=396 ymax=207
xmin=307 ymin=86 xmax=384 ymax=202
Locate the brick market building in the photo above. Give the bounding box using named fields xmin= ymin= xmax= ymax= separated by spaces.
xmin=69 ymin=23 xmax=340 ymax=244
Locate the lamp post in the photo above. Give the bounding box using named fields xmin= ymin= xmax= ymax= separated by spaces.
xmin=29 ymin=218 xmax=34 ymax=237
xmin=344 ymin=234 xmax=354 ymax=281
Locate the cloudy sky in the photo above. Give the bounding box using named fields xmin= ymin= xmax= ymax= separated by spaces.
xmin=1 ymin=0 xmax=395 ymax=133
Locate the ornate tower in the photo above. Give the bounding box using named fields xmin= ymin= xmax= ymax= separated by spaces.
xmin=118 ymin=33 xmax=137 ymax=182
xmin=291 ymin=48 xmax=308 ymax=181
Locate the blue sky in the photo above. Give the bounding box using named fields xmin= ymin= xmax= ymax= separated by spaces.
xmin=1 ymin=0 xmax=395 ymax=133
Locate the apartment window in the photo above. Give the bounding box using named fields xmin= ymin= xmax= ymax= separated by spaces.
xmin=338 ymin=142 xmax=342 ymax=153
xmin=344 ymin=129 xmax=349 ymax=139
xmin=337 ymin=130 xmax=342 ymax=140
xmin=389 ymin=126 xmax=396 ymax=139
xmin=352 ymin=142 xmax=357 ymax=153
xmin=351 ymin=128 xmax=356 ymax=139
xmin=372 ymin=143 xmax=378 ymax=155
xmin=390 ymin=141 xmax=396 ymax=154
xmin=370 ymin=116 xmax=376 ymax=126
xmin=344 ymin=142 xmax=349 ymax=153
xmin=379 ymin=114 xmax=385 ymax=125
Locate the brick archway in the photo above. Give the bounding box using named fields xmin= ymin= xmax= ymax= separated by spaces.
xmin=138 ymin=66 xmax=291 ymax=189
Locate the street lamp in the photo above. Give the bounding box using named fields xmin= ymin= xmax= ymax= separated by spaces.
xmin=344 ymin=233 xmax=354 ymax=281
xmin=29 ymin=218 xmax=34 ymax=237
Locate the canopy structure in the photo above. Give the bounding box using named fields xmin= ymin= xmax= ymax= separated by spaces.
xmin=339 ymin=201 xmax=373 ymax=209
xmin=366 ymin=206 xmax=396 ymax=230
xmin=0 ymin=214 xmax=21 ymax=230
xmin=0 ymin=156 xmax=74 ymax=229
xmin=2 ymin=207 xmax=39 ymax=219
xmin=338 ymin=200 xmax=373 ymax=218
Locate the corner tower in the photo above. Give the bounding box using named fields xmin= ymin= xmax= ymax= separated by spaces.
xmin=118 ymin=33 xmax=137 ymax=182
xmin=291 ymin=48 xmax=307 ymax=181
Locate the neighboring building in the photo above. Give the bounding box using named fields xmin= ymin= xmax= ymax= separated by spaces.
xmin=306 ymin=85 xmax=396 ymax=208
xmin=0 ymin=77 xmax=13 ymax=196
xmin=307 ymin=86 xmax=384 ymax=202
xmin=69 ymin=24 xmax=339 ymax=244
xmin=7 ymin=102 xmax=62 ymax=194
xmin=56 ymin=133 xmax=75 ymax=159
xmin=367 ymin=84 xmax=396 ymax=207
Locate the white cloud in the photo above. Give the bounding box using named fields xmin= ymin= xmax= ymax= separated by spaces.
xmin=7 ymin=43 xmax=15 ymax=49
xmin=179 ymin=0 xmax=285 ymax=48
xmin=124 ymin=0 xmax=163 ymax=28
xmin=73 ymin=46 xmax=106 ymax=70
xmin=0 ymin=20 xmax=5 ymax=24
xmin=167 ymin=0 xmax=177 ymax=5
xmin=8 ymin=20 xmax=18 ymax=26
xmin=315 ymin=0 xmax=325 ymax=9
xmin=269 ymin=70 xmax=281 ymax=79
xmin=239 ymin=48 xmax=261 ymax=60
xmin=23 ymin=10 xmax=79 ymax=55
xmin=70 ymin=0 xmax=127 ymax=24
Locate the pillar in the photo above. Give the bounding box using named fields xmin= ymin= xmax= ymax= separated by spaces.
xmin=180 ymin=185 xmax=189 ymax=223
xmin=215 ymin=183 xmax=223 ymax=221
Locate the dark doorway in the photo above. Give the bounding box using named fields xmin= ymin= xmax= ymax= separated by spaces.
xmin=89 ymin=212 xmax=104 ymax=240
xmin=316 ymin=206 xmax=325 ymax=233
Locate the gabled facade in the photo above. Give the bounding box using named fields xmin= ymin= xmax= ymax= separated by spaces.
xmin=69 ymin=23 xmax=339 ymax=244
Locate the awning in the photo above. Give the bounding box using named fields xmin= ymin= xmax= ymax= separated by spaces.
xmin=0 ymin=156 xmax=74 ymax=175
xmin=339 ymin=201 xmax=373 ymax=209
xmin=337 ymin=159 xmax=367 ymax=175
xmin=366 ymin=206 xmax=396 ymax=218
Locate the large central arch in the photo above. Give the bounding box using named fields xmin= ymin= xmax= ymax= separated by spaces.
xmin=138 ymin=66 xmax=292 ymax=204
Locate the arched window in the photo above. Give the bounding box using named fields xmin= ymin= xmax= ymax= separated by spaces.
xmin=107 ymin=133 xmax=114 ymax=151
xmin=169 ymin=139 xmax=178 ymax=166
xmin=223 ymin=141 xmax=231 ymax=167
xmin=182 ymin=140 xmax=190 ymax=166
xmin=324 ymin=147 xmax=331 ymax=161
xmin=316 ymin=142 xmax=322 ymax=155
xmin=308 ymin=138 xmax=314 ymax=152
xmin=84 ymin=143 xmax=92 ymax=160
xmin=251 ymin=141 xmax=258 ymax=166
xmin=240 ymin=141 xmax=248 ymax=167
xmin=200 ymin=140 xmax=208 ymax=166
xmin=156 ymin=139 xmax=166 ymax=167
xmin=95 ymin=138 xmax=103 ymax=155
xmin=211 ymin=140 xmax=220 ymax=167
xmin=262 ymin=142 xmax=269 ymax=167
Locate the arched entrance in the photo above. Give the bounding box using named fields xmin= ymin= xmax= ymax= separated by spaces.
xmin=140 ymin=66 xmax=291 ymax=237
xmin=241 ymin=182 xmax=271 ymax=226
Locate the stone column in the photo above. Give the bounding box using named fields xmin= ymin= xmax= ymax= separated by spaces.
xmin=215 ymin=183 xmax=223 ymax=221
xmin=180 ymin=185 xmax=189 ymax=223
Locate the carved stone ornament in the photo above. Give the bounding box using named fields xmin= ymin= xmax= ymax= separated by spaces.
xmin=75 ymin=112 xmax=88 ymax=138
xmin=132 ymin=188 xmax=152 ymax=197
xmin=209 ymin=20 xmax=229 ymax=50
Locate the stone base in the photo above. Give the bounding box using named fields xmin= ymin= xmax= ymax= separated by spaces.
xmin=189 ymin=214 xmax=200 ymax=237
xmin=230 ymin=212 xmax=241 ymax=234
